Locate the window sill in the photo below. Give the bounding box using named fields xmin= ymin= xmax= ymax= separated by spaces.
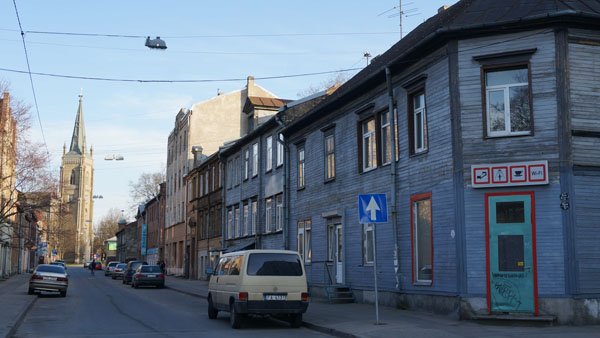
xmin=484 ymin=132 xmax=533 ymax=139
xmin=409 ymin=149 xmax=429 ymax=158
xmin=324 ymin=178 xmax=335 ymax=184
xmin=297 ymin=186 xmax=305 ymax=191
xmin=361 ymin=167 xmax=377 ymax=174
xmin=413 ymin=280 xmax=432 ymax=287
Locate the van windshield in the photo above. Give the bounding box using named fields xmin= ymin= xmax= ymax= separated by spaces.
xmin=246 ymin=253 xmax=303 ymax=276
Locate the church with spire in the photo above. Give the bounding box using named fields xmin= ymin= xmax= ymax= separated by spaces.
xmin=59 ymin=94 xmax=94 ymax=263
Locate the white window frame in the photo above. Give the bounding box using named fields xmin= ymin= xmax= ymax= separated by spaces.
xmin=297 ymin=220 xmax=312 ymax=264
xmin=234 ymin=206 xmax=240 ymax=238
xmin=412 ymin=92 xmax=427 ymax=153
xmin=252 ymin=143 xmax=259 ymax=177
xmin=243 ymin=203 xmax=249 ymax=236
xmin=251 ymin=200 xmax=257 ymax=235
xmin=324 ymin=133 xmax=335 ymax=180
xmin=363 ymin=223 xmax=374 ymax=265
xmin=485 ymin=67 xmax=531 ymax=137
xmin=297 ymin=146 xmax=305 ymax=189
xmin=362 ymin=118 xmax=377 ymax=172
xmin=266 ymin=136 xmax=273 ymax=172
xmin=227 ymin=208 xmax=234 ymax=239
xmin=276 ymin=134 xmax=284 ymax=167
xmin=412 ymin=195 xmax=433 ymax=284
xmin=275 ymin=194 xmax=283 ymax=232
xmin=381 ymin=110 xmax=392 ymax=164
xmin=265 ymin=197 xmax=273 ymax=233
xmin=244 ymin=149 xmax=249 ymax=180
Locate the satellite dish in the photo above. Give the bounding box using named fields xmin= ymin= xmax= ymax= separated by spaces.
xmin=145 ymin=36 xmax=167 ymax=50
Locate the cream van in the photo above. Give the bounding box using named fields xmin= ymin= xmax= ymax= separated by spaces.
xmin=206 ymin=249 xmax=309 ymax=329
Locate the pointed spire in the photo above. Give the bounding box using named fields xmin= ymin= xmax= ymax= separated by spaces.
xmin=69 ymin=94 xmax=87 ymax=155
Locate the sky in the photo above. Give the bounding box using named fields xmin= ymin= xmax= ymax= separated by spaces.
xmin=0 ymin=0 xmax=458 ymax=226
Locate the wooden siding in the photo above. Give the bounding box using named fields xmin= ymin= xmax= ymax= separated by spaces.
xmin=458 ymin=31 xmax=566 ymax=295
xmin=570 ymin=40 xmax=600 ymax=166
xmin=573 ymin=174 xmax=600 ymax=294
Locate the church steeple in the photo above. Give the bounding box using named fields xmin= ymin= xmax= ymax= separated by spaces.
xmin=69 ymin=94 xmax=87 ymax=154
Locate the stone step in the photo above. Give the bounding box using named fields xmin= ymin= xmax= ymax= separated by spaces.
xmin=471 ymin=314 xmax=557 ymax=326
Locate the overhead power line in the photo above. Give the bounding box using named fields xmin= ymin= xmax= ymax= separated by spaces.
xmin=0 ymin=67 xmax=362 ymax=83
xmin=11 ymin=0 xmax=49 ymax=155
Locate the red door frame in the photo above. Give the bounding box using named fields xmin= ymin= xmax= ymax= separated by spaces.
xmin=484 ymin=191 xmax=539 ymax=315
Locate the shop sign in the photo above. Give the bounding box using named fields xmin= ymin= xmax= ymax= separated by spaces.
xmin=471 ymin=160 xmax=548 ymax=188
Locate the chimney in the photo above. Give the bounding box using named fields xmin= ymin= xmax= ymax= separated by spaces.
xmin=438 ymin=5 xmax=449 ymax=14
xmin=247 ymin=76 xmax=255 ymax=97
xmin=191 ymin=145 xmax=203 ymax=167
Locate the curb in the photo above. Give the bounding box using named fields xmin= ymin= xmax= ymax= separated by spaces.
xmin=165 ymin=285 xmax=207 ymax=299
xmin=5 ymin=296 xmax=37 ymax=338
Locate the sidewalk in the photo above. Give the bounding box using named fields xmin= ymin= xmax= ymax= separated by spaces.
xmin=0 ymin=273 xmax=36 ymax=338
xmin=164 ymin=276 xmax=600 ymax=338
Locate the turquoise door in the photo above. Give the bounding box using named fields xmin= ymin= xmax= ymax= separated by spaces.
xmin=486 ymin=192 xmax=538 ymax=314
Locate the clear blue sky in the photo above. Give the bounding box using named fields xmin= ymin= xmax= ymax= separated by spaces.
xmin=0 ymin=0 xmax=458 ymax=225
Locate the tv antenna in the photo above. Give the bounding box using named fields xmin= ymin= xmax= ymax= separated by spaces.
xmin=378 ymin=1 xmax=420 ymax=39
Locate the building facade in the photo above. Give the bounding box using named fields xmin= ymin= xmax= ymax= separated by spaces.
xmin=165 ymin=76 xmax=279 ymax=276
xmin=0 ymin=91 xmax=17 ymax=277
xmin=282 ymin=0 xmax=600 ymax=324
xmin=59 ymin=94 xmax=94 ymax=263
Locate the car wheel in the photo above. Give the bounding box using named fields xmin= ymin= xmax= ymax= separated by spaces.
xmin=290 ymin=313 xmax=303 ymax=328
xmin=131 ymin=282 xmax=136 ymax=288
xmin=229 ymin=302 xmax=243 ymax=329
xmin=207 ymin=296 xmax=218 ymax=319
xmin=111 ymin=275 xmax=116 ymax=280
xmin=122 ymin=278 xmax=126 ymax=284
xmin=60 ymin=290 xmax=67 ymax=297
xmin=28 ymin=288 xmax=34 ymax=295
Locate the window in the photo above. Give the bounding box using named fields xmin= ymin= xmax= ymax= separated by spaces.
xmin=275 ymin=194 xmax=283 ymax=232
xmin=266 ymin=136 xmax=273 ymax=172
xmin=243 ymin=203 xmax=249 ymax=236
xmin=297 ymin=220 xmax=312 ymax=263
xmin=252 ymin=143 xmax=259 ymax=177
xmin=297 ymin=145 xmax=305 ymax=189
xmin=362 ymin=117 xmax=377 ymax=171
xmin=265 ymin=197 xmax=273 ymax=233
xmin=381 ymin=111 xmax=393 ymax=163
xmin=485 ymin=66 xmax=532 ymax=137
xmin=251 ymin=199 xmax=257 ymax=235
xmin=204 ymin=171 xmax=209 ymax=195
xmin=363 ymin=224 xmax=374 ymax=264
xmin=327 ymin=225 xmax=335 ymax=262
xmin=234 ymin=206 xmax=240 ymax=238
xmin=234 ymin=156 xmax=241 ymax=186
xmin=227 ymin=208 xmax=234 ymax=239
xmin=408 ymin=90 xmax=428 ymax=154
xmin=244 ymin=149 xmax=249 ymax=180
xmin=277 ymin=134 xmax=284 ymax=167
xmin=411 ymin=193 xmax=432 ymax=284
xmin=246 ymin=253 xmax=303 ymax=276
xmin=324 ymin=132 xmax=335 ymax=181
xmin=226 ymin=160 xmax=233 ymax=189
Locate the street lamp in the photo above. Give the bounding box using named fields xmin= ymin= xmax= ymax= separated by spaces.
xmin=145 ymin=36 xmax=167 ymax=50
xmin=104 ymin=154 xmax=124 ymax=161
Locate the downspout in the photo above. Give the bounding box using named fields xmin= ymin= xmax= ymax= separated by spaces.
xmin=386 ymin=67 xmax=400 ymax=290
xmin=275 ymin=115 xmax=288 ymax=250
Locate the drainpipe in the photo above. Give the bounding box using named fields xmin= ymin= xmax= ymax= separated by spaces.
xmin=275 ymin=115 xmax=288 ymax=250
xmin=386 ymin=67 xmax=400 ymax=290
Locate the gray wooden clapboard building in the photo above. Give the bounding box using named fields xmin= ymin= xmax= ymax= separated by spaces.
xmin=282 ymin=0 xmax=600 ymax=324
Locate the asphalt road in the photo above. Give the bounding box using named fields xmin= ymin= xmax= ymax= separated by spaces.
xmin=13 ymin=266 xmax=332 ymax=338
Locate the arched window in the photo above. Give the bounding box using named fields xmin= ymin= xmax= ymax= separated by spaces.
xmin=70 ymin=168 xmax=78 ymax=185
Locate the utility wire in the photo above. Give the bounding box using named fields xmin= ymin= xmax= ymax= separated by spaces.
xmin=11 ymin=0 xmax=49 ymax=156
xmin=0 ymin=67 xmax=362 ymax=83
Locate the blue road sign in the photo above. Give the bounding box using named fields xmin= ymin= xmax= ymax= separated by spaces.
xmin=358 ymin=194 xmax=388 ymax=224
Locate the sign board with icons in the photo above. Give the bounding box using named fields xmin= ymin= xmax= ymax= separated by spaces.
xmin=471 ymin=160 xmax=548 ymax=188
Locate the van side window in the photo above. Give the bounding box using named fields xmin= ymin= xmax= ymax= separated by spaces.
xmin=216 ymin=257 xmax=229 ymax=275
xmin=228 ymin=256 xmax=242 ymax=275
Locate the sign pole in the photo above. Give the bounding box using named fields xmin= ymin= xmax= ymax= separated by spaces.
xmin=372 ymin=222 xmax=380 ymax=325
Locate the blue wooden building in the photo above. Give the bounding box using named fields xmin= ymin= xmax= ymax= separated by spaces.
xmin=282 ymin=0 xmax=600 ymax=324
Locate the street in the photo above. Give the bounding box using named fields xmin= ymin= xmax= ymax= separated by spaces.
xmin=12 ymin=267 xmax=332 ymax=338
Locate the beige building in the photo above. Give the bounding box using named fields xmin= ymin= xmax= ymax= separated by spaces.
xmin=59 ymin=95 xmax=94 ymax=263
xmin=165 ymin=76 xmax=279 ymax=276
xmin=0 ymin=92 xmax=17 ymax=276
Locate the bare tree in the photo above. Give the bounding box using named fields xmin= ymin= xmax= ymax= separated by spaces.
xmin=92 ymin=207 xmax=121 ymax=254
xmin=129 ymin=171 xmax=165 ymax=212
xmin=296 ymin=72 xmax=349 ymax=98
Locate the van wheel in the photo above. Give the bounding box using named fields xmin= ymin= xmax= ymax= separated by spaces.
xmin=28 ymin=288 xmax=34 ymax=295
xmin=290 ymin=313 xmax=303 ymax=328
xmin=60 ymin=290 xmax=67 ymax=297
xmin=230 ymin=302 xmax=243 ymax=329
xmin=207 ymin=296 xmax=218 ymax=319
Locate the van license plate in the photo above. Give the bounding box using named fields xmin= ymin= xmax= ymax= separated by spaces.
xmin=264 ymin=294 xmax=287 ymax=301
xmin=147 ymin=274 xmax=156 ymax=277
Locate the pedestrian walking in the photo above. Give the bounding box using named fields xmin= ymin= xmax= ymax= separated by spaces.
xmin=89 ymin=259 xmax=96 ymax=276
xmin=159 ymin=260 xmax=166 ymax=274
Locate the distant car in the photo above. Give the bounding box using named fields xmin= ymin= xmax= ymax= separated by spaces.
xmin=112 ymin=263 xmax=127 ymax=280
xmin=29 ymin=264 xmax=69 ymax=297
xmin=50 ymin=261 xmax=67 ymax=270
xmin=94 ymin=262 xmax=103 ymax=270
xmin=83 ymin=261 xmax=91 ymax=268
xmin=131 ymin=265 xmax=165 ymax=289
xmin=105 ymin=261 xmax=120 ymax=276
xmin=123 ymin=260 xmax=148 ymax=285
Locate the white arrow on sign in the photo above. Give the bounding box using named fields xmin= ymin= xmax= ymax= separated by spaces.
xmin=366 ymin=197 xmax=380 ymax=221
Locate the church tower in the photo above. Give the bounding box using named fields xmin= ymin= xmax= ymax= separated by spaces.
xmin=59 ymin=94 xmax=94 ymax=263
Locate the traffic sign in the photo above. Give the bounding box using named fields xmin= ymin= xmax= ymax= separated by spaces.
xmin=358 ymin=194 xmax=388 ymax=224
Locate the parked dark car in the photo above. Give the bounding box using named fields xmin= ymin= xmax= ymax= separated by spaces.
xmin=122 ymin=260 xmax=147 ymax=285
xmin=112 ymin=263 xmax=127 ymax=280
xmin=131 ymin=265 xmax=165 ymax=289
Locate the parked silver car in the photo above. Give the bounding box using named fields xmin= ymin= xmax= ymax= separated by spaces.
xmin=111 ymin=263 xmax=127 ymax=280
xmin=105 ymin=261 xmax=120 ymax=276
xmin=28 ymin=264 xmax=69 ymax=297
